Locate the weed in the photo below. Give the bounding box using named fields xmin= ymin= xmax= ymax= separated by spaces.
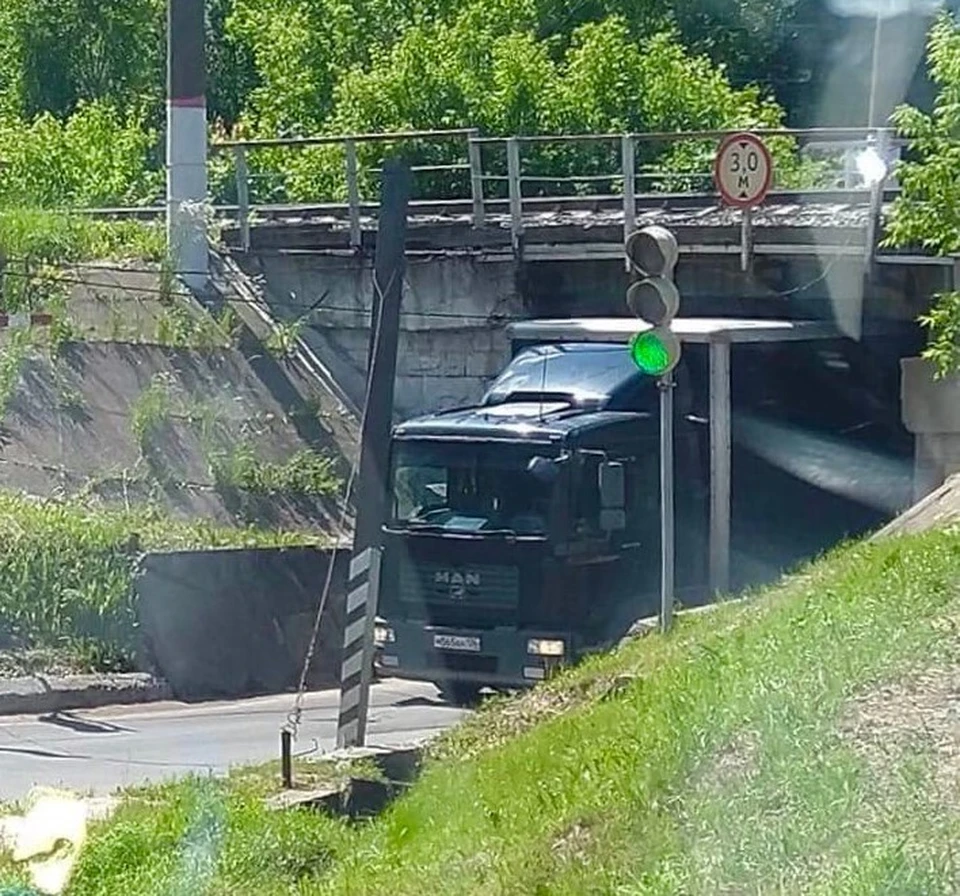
xmin=266 ymin=316 xmax=305 ymax=360
xmin=130 ymin=373 xmax=178 ymax=450
xmin=208 ymin=441 xmax=341 ymax=497
xmin=0 ymin=329 xmax=34 ymax=417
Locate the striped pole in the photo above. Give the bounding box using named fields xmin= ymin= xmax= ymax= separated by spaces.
xmin=167 ymin=0 xmax=208 ymax=291
xmin=336 ymin=546 xmax=382 ymax=748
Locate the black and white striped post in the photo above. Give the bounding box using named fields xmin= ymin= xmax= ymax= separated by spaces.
xmin=336 ymin=546 xmax=382 ymax=748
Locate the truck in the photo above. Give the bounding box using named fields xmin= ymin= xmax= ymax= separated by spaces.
xmin=373 ymin=317 xmax=914 ymax=704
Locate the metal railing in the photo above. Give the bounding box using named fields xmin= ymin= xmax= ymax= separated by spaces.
xmin=210 ymin=126 xmax=901 ymax=253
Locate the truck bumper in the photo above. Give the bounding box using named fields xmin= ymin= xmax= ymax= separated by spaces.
xmin=374 ymin=620 xmax=571 ymax=689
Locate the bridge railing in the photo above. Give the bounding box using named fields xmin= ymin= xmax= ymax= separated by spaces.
xmin=213 ymin=127 xmax=901 ymax=252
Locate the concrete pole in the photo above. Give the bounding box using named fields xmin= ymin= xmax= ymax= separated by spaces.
xmin=353 ymin=158 xmax=412 ymax=554
xmin=167 ymin=0 xmax=208 ymax=292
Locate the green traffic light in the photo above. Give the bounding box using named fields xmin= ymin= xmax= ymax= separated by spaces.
xmin=629 ymin=330 xmax=675 ymax=376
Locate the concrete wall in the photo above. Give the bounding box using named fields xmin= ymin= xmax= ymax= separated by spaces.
xmin=244 ymin=248 xmax=931 ymax=422
xmin=241 ymin=253 xmax=523 ymax=420
xmin=137 ymin=547 xmax=349 ymax=700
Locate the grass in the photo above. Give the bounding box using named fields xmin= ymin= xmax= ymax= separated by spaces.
xmin=0 ymin=490 xmax=326 ymax=672
xmin=0 ymin=209 xmax=164 ymax=276
xmin=18 ymin=527 xmax=960 ymax=895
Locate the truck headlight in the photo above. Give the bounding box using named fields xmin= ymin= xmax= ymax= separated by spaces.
xmin=527 ymin=638 xmax=564 ymax=657
xmin=374 ymin=623 xmax=395 ymax=646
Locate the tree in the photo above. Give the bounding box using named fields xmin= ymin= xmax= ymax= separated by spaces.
xmin=884 ymin=11 xmax=960 ymax=377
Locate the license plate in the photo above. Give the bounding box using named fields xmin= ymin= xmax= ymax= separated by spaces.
xmin=433 ymin=634 xmax=481 ymax=652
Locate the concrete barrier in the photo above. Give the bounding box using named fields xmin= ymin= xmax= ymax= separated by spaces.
xmin=136 ymin=546 xmax=350 ymax=700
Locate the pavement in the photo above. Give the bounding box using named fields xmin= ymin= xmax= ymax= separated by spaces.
xmin=0 ymin=678 xmax=470 ymax=802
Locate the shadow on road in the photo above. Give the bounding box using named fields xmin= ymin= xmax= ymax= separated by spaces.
xmin=37 ymin=712 xmax=134 ymax=735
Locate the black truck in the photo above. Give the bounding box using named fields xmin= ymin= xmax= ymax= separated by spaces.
xmin=373 ymin=319 xmax=913 ymax=703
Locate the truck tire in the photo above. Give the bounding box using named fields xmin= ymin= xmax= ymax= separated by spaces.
xmin=435 ymin=681 xmax=482 ymax=706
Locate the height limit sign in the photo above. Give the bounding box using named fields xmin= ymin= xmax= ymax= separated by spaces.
xmin=714 ymin=132 xmax=772 ymax=209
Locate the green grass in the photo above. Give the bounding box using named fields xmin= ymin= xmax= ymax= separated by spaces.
xmin=0 ymin=208 xmax=164 ymax=272
xmin=0 ymin=490 xmax=326 ymax=670
xmin=6 ymin=529 xmax=960 ymax=895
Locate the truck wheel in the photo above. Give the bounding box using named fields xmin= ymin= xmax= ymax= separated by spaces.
xmin=435 ymin=681 xmax=482 ymax=706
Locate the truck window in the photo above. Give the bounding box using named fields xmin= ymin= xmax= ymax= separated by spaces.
xmin=573 ymin=456 xmax=601 ymax=536
xmin=389 ymin=441 xmax=558 ymax=534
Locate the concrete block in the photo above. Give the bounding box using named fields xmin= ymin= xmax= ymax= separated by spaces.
xmin=901 ymin=357 xmax=960 ymax=434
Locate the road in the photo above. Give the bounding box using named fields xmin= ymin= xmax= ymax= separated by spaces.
xmin=0 ymin=679 xmax=470 ymax=802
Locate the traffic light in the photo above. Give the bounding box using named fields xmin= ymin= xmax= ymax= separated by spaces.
xmin=624 ymin=225 xmax=681 ymax=377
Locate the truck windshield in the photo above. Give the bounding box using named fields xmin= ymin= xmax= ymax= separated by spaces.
xmin=389 ymin=440 xmax=558 ymax=535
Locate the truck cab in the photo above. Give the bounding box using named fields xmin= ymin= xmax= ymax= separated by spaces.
xmin=373 ymin=328 xmax=910 ymax=703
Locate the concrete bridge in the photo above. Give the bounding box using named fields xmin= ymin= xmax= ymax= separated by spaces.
xmin=82 ymin=127 xmax=945 ymax=427
xmin=169 ymin=127 xmax=940 ymax=423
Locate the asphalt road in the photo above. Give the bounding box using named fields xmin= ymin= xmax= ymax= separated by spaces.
xmin=0 ymin=678 xmax=470 ymax=802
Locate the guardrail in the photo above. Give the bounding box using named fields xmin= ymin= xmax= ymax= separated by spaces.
xmin=212 ymin=126 xmax=901 ymax=254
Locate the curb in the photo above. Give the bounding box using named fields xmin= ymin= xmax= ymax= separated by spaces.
xmin=0 ymin=673 xmax=173 ymax=716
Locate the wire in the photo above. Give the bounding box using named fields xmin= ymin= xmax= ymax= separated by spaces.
xmin=0 ymin=265 xmax=521 ymax=324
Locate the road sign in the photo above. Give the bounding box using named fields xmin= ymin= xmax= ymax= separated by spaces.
xmin=714 ymin=132 xmax=772 ymax=209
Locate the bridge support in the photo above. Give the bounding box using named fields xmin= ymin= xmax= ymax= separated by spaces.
xmin=167 ymin=0 xmax=208 ymax=292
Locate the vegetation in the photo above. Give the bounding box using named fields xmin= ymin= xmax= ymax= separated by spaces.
xmin=2 ymin=528 xmax=953 ymax=892
xmin=0 ymin=0 xmax=850 ymax=210
xmin=0 ymin=490 xmax=324 ymax=672
xmin=885 ymin=11 xmax=960 ymax=378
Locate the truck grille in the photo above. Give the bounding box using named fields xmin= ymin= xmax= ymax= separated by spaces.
xmin=398 ymin=558 xmax=520 ymax=621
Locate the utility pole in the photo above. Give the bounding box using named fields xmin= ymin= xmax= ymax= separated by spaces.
xmin=353 ymin=158 xmax=412 ymax=554
xmin=167 ymin=0 xmax=208 ymax=292
xmin=335 ymin=158 xmax=410 ymax=749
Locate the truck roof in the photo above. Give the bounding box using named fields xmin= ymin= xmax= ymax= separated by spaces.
xmin=393 ymin=403 xmax=651 ymax=443
xmin=394 ymin=341 xmax=658 ymax=443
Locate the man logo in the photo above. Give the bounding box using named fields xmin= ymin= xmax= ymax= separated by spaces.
xmin=434 ymin=569 xmax=480 ymax=599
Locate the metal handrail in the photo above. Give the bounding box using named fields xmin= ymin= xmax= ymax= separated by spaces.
xmin=186 ymin=126 xmax=906 ymax=256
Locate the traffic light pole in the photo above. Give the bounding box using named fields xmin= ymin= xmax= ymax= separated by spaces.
xmin=659 ymin=372 xmax=675 ymax=633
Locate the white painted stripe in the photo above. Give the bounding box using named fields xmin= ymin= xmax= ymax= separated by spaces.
xmin=346 ymin=583 xmax=368 ymax=615
xmin=337 ymin=719 xmax=359 ymax=747
xmin=349 ymin=549 xmax=371 ymax=581
xmin=340 ymin=686 xmax=360 ymax=712
xmin=343 ymin=618 xmax=366 ymax=648
xmin=341 ymin=651 xmax=363 ymax=680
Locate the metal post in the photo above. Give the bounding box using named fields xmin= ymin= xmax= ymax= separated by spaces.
xmin=659 ymin=372 xmax=675 ymax=634
xmin=280 ymin=728 xmax=293 ymax=788
xmin=467 ymin=129 xmax=485 ymax=228
xmin=621 ymin=134 xmax=637 ymax=260
xmin=345 ymin=138 xmax=362 ymax=250
xmin=336 ymin=546 xmax=383 ymax=748
xmin=234 ymin=145 xmax=250 ymax=252
xmin=740 ymin=207 xmax=753 ymax=273
xmin=506 ymin=137 xmax=523 ymax=256
xmin=709 ymin=340 xmax=731 ymax=595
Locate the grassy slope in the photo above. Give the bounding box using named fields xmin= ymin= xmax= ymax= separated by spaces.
xmin=16 ymin=529 xmax=960 ymax=895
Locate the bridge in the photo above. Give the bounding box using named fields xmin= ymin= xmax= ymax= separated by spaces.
xmin=88 ymin=125 xmax=944 ymax=272
xmin=86 ymin=126 xmax=946 ymax=428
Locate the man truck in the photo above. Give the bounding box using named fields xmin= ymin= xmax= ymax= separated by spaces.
xmin=373 ymin=317 xmax=913 ymax=704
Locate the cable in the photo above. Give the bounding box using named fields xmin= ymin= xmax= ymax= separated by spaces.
xmin=0 ymin=265 xmax=521 ymax=324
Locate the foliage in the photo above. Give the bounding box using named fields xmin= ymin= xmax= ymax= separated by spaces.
xmin=0 ymin=490 xmax=319 ymax=666
xmin=0 ymin=101 xmax=161 ymax=207
xmin=208 ymin=442 xmax=342 ymax=497
xmin=0 ymin=329 xmax=34 ymax=417
xmin=0 ymin=0 xmax=828 ymax=209
xmin=0 ymin=208 xmax=164 ymax=297
xmin=885 ymin=12 xmax=960 ymax=377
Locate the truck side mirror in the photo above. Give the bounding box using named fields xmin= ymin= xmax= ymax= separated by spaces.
xmin=598 ymin=461 xmax=626 ymax=531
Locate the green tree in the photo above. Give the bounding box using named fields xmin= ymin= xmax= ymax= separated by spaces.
xmin=884 ymin=11 xmax=960 ymax=377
